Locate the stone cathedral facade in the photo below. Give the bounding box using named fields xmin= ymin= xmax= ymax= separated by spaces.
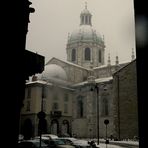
xmin=20 ymin=5 xmax=138 ymax=140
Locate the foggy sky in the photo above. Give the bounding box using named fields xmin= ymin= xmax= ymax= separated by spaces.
xmin=26 ymin=0 xmax=136 ymax=65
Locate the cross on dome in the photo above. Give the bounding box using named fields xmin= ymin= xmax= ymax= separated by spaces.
xmin=85 ymin=2 xmax=87 ymax=9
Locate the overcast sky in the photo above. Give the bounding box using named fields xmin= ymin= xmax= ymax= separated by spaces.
xmin=26 ymin=0 xmax=136 ymax=65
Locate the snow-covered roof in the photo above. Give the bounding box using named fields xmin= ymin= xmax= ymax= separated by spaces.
xmin=93 ymin=64 xmax=108 ymax=69
xmin=46 ymin=57 xmax=90 ymax=71
xmin=113 ymin=59 xmax=136 ymax=75
xmin=26 ymin=80 xmax=53 ymax=86
xmin=72 ymin=76 xmax=113 ymax=87
xmin=93 ymin=61 xmax=130 ymax=70
xmin=95 ymin=76 xmax=113 ymax=83
xmin=26 ymin=79 xmax=74 ymax=91
xmin=41 ymin=64 xmax=67 ymax=80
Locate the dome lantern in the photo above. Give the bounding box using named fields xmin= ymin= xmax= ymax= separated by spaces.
xmin=80 ymin=2 xmax=92 ymax=26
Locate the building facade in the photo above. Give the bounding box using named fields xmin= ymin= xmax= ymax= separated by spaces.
xmin=113 ymin=59 xmax=138 ymax=139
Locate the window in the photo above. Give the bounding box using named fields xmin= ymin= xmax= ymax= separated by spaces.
xmin=27 ymin=87 xmax=31 ymax=98
xmin=26 ymin=101 xmax=30 ymax=111
xmin=99 ymin=50 xmax=102 ymax=63
xmin=85 ymin=16 xmax=88 ymax=24
xmin=72 ymin=49 xmax=76 ymax=61
xmin=64 ymin=104 xmax=68 ymax=113
xmin=52 ymin=103 xmax=59 ymax=110
xmin=102 ymin=98 xmax=109 ymax=116
xmin=85 ymin=47 xmax=91 ymax=61
xmin=64 ymin=94 xmax=68 ymax=102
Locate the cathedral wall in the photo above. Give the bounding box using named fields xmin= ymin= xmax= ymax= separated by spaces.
xmin=72 ymin=119 xmax=88 ymax=138
xmin=65 ymin=65 xmax=88 ymax=83
xmin=94 ymin=67 xmax=111 ymax=78
xmin=94 ymin=63 xmax=129 ymax=79
xmin=99 ymin=81 xmax=114 ymax=138
xmin=113 ymin=60 xmax=138 ymax=139
xmin=72 ymin=81 xmax=115 ymax=139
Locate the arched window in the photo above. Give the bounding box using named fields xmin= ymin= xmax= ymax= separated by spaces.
xmin=77 ymin=96 xmax=84 ymax=118
xmin=51 ymin=119 xmax=59 ymax=135
xmin=72 ymin=49 xmax=76 ymax=61
xmin=78 ymin=100 xmax=83 ymax=117
xmin=102 ymin=98 xmax=109 ymax=116
xmin=99 ymin=50 xmax=102 ymax=63
xmin=85 ymin=47 xmax=91 ymax=61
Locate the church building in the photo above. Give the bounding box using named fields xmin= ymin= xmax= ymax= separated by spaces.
xmin=20 ymin=4 xmax=138 ymax=140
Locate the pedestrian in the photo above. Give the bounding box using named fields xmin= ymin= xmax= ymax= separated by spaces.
xmin=89 ymin=140 xmax=97 ymax=148
xmin=110 ymin=134 xmax=113 ymax=140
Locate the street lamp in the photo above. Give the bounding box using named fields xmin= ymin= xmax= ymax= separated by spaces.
xmin=94 ymin=84 xmax=100 ymax=145
xmin=104 ymin=119 xmax=109 ymax=148
xmin=37 ymin=84 xmax=46 ymax=148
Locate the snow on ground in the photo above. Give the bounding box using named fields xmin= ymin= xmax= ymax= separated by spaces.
xmin=99 ymin=139 xmax=139 ymax=145
xmin=97 ymin=143 xmax=124 ymax=148
xmin=84 ymin=138 xmax=139 ymax=147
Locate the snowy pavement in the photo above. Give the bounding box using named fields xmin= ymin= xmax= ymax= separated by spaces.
xmin=99 ymin=139 xmax=139 ymax=145
xmin=96 ymin=143 xmax=125 ymax=148
xmin=84 ymin=138 xmax=139 ymax=148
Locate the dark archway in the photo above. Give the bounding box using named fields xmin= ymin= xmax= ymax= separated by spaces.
xmin=77 ymin=96 xmax=84 ymax=118
xmin=22 ymin=118 xmax=33 ymax=140
xmin=51 ymin=119 xmax=59 ymax=136
xmin=62 ymin=120 xmax=70 ymax=136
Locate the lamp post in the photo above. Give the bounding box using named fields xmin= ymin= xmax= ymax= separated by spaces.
xmin=37 ymin=85 xmax=46 ymax=148
xmin=104 ymin=119 xmax=109 ymax=148
xmin=95 ymin=84 xmax=100 ymax=145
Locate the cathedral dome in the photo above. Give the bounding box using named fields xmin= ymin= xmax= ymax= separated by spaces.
xmin=67 ymin=4 xmax=104 ymax=45
xmin=40 ymin=64 xmax=67 ymax=81
xmin=68 ymin=25 xmax=103 ymax=44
